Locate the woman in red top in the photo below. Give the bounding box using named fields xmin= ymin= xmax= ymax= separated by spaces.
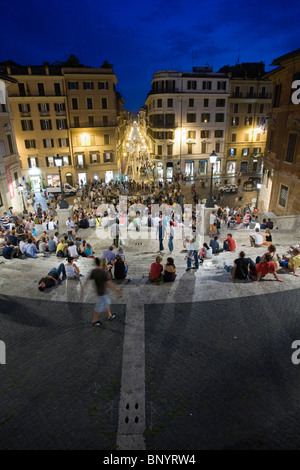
xmin=149 ymin=255 xmax=163 ymax=282
xmin=254 ymin=253 xmax=283 ymax=282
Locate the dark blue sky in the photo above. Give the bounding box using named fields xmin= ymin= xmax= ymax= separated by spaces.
xmin=1 ymin=0 xmax=299 ymax=111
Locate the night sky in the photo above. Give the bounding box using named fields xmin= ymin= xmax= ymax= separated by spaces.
xmin=1 ymin=0 xmax=299 ymax=111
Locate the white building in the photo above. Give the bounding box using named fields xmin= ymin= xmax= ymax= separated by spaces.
xmin=145 ymin=67 xmax=229 ymax=180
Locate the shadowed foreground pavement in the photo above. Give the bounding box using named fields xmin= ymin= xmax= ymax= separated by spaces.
xmin=1 ymin=289 xmax=300 ymax=450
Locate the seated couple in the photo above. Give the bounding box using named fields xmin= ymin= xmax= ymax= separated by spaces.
xmin=224 ymin=251 xmax=283 ymax=282
xmin=150 ymin=256 xmax=176 ymax=283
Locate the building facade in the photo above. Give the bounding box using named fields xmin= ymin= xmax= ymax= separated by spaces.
xmin=0 ymin=72 xmax=23 ymax=215
xmin=0 ymin=58 xmax=124 ymax=190
xmin=145 ymin=67 xmax=229 ymax=180
xmin=220 ymin=63 xmax=273 ymax=177
xmin=260 ymin=49 xmax=300 ymax=215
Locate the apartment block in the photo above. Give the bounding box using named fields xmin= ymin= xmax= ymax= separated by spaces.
xmin=145 ymin=67 xmax=229 ymax=180
xmin=0 ymin=72 xmax=23 ymax=214
xmin=0 ymin=58 xmax=124 ymax=190
xmin=220 ymin=63 xmax=273 ymax=176
xmin=261 ymin=49 xmax=300 ymax=215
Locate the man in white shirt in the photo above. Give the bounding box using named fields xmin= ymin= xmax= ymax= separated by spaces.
xmin=66 ymin=217 xmax=75 ymax=241
xmin=250 ymin=228 xmax=264 ymax=247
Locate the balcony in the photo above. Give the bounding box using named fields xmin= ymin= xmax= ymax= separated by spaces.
xmin=74 ymin=163 xmax=88 ymax=170
xmin=258 ymin=93 xmax=271 ymax=99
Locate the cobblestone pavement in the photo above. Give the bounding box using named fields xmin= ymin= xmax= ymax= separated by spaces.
xmin=0 ymin=219 xmax=299 ymax=450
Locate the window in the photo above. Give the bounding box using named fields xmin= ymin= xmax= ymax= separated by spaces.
xmin=166 ymin=80 xmax=175 ymax=92
xmin=103 ymin=115 xmax=108 ymax=125
xmin=0 ymin=140 xmax=6 ymax=157
xmin=104 ymin=134 xmax=110 ymax=145
xmin=28 ymin=157 xmax=38 ymax=168
xmin=21 ymin=120 xmax=34 ymax=131
xmin=155 ymin=131 xmax=164 ymax=139
xmin=217 ymin=81 xmax=226 ymax=90
xmin=285 ymin=133 xmax=297 ymax=163
xmin=244 ymin=116 xmax=253 ymax=125
xmin=165 ymin=131 xmax=173 ymax=139
xmin=157 ymin=145 xmax=162 ymax=156
xmin=187 ymin=131 xmax=196 ymax=139
xmin=87 ymin=98 xmax=93 ymax=109
xmin=253 ymin=147 xmax=261 ymax=154
xmin=83 ymin=81 xmax=94 ymax=90
xmin=63 ymin=156 xmax=70 ymax=166
xmin=248 ymin=86 xmax=254 ymax=97
xmin=189 ymin=98 xmax=194 ymax=107
xmin=247 ymin=103 xmax=252 ymax=113
xmin=167 ymin=98 xmax=173 ymax=107
xmin=25 ymin=139 xmax=36 ymax=149
xmin=199 ymin=160 xmax=207 ymax=174
xmin=256 ymin=133 xmax=261 ymax=142
xmin=235 ymin=86 xmax=240 ymax=97
xmin=231 ymin=117 xmax=239 ymax=126
xmin=102 ymin=98 xmax=107 ymax=109
xmin=18 ymin=83 xmax=26 ymax=96
xmin=259 ymin=103 xmax=264 ymax=114
xmin=202 ymin=81 xmax=211 ymax=90
xmin=167 ymin=144 xmax=173 ymax=156
xmin=234 ymin=103 xmax=239 ymax=113
xmin=77 ymin=154 xmax=84 ymax=165
xmin=104 ymin=152 xmax=113 ymax=162
xmin=88 ymin=116 xmax=94 ymax=125
xmin=56 ymin=119 xmax=67 ymax=130
xmin=232 ymin=133 xmax=236 ymax=142
xmin=98 ymin=82 xmax=109 ymax=90
xmin=215 ymin=130 xmax=223 ymax=138
xmin=187 ymin=113 xmax=196 ymax=123
xmin=43 ymin=138 xmax=54 ymax=148
xmin=7 ymin=134 xmax=13 ymax=154
xmin=204 ymin=98 xmax=209 ymax=107
xmin=256 ymin=117 xmax=261 ymax=126
xmin=18 ymin=103 xmax=31 ymax=116
xmin=74 ymin=116 xmax=80 ymax=127
xmin=157 ymin=99 xmax=162 ymax=108
xmin=1 ymin=104 xmax=6 ymax=112
xmin=279 ymin=185 xmax=288 ymax=208
xmin=215 ymin=142 xmax=221 ymax=153
xmin=46 ymin=156 xmax=55 ymax=166
xmin=201 ymin=113 xmax=210 ymax=123
xmin=54 ymin=103 xmax=65 ymax=114
xmin=165 ymin=114 xmax=175 ymax=126
xmin=38 ymin=103 xmax=50 ymax=115
xmin=90 ymin=152 xmax=99 ymax=164
xmin=201 ymin=142 xmax=206 ymax=153
xmin=242 ymin=148 xmax=249 ymax=156
xmin=273 ymin=84 xmax=282 ymax=108
xmin=187 ymin=81 xmax=197 ymax=90
xmin=58 ymin=138 xmax=69 ymax=147
xmin=40 ymin=119 xmax=52 ymax=130
xmin=68 ymin=81 xmax=79 ymax=90
xmin=244 ymin=133 xmax=249 ymax=142
xmin=216 ymin=113 xmax=224 ymax=122
xmin=201 ymin=130 xmax=209 ymax=138
xmin=268 ymin=129 xmax=274 ymax=151
xmin=37 ymin=83 xmax=45 ymax=96
xmin=230 ymin=148 xmax=236 ymax=156
xmin=216 ymin=99 xmax=225 ymax=107
xmin=72 ymin=98 xmax=78 ymax=110
xmin=54 ymin=83 xmax=61 ymax=96
xmin=188 ymin=143 xmax=193 ymax=154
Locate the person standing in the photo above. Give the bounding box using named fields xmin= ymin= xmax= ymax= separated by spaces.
xmin=66 ymin=217 xmax=75 ymax=241
xmin=209 ymin=210 xmax=217 ymax=237
xmin=157 ymin=220 xmax=166 ymax=252
xmin=110 ymin=218 xmax=120 ymax=248
xmin=168 ymin=221 xmax=175 ymax=254
xmin=81 ymin=257 xmax=122 ymax=327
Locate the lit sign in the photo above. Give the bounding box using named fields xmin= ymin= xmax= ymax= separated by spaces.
xmin=291 ymin=80 xmax=300 ymax=104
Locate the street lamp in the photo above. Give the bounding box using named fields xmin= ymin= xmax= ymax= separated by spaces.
xmin=205 ymin=151 xmax=218 ymax=208
xmin=18 ymin=184 xmax=28 ymax=214
xmin=54 ymin=154 xmax=69 ymax=209
xmin=256 ymin=182 xmax=262 ymax=210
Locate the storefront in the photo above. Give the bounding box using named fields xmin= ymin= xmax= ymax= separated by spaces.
xmin=157 ymin=162 xmax=163 ymax=179
xmin=28 ymin=168 xmax=42 ymax=190
xmin=47 ymin=174 xmax=60 ymax=187
xmin=227 ymin=161 xmax=236 ymax=174
xmin=78 ymin=172 xmax=87 ymax=185
xmin=166 ymin=162 xmax=173 ymax=179
xmin=213 ymin=158 xmax=221 ymax=175
xmin=199 ymin=159 xmax=207 ymax=175
xmin=105 ymin=170 xmax=114 ymax=184
xmin=65 ymin=172 xmax=74 ymax=186
xmin=185 ymin=161 xmax=194 ymax=177
xmin=240 ymin=161 xmax=248 ymax=173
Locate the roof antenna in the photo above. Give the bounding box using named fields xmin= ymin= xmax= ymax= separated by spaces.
xmin=237 ymin=41 xmax=240 ymax=65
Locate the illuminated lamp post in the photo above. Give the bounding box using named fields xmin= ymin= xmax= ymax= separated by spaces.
xmin=205 ymin=151 xmax=218 ymax=208
xmin=54 ymin=154 xmax=69 ymax=209
xmin=256 ymin=182 xmax=262 ymax=210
